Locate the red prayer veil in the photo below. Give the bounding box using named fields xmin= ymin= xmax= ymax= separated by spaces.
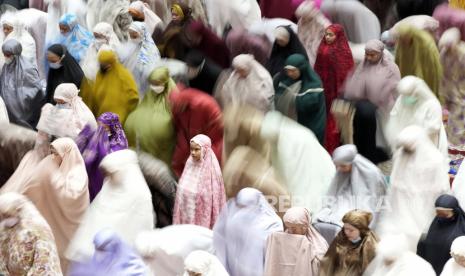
xmin=314 ymin=24 xmax=354 ymax=154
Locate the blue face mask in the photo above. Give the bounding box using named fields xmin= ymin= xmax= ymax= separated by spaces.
xmin=350 ymin=237 xmax=362 ymax=244
xmin=49 ymin=62 xmax=62 ymax=69
xmin=55 ymin=103 xmax=70 ymax=109
xmin=402 ymin=95 xmax=417 ymax=106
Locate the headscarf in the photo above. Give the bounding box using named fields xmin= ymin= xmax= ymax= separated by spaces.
xmin=321 ymin=1 xmax=381 ymax=44
xmin=135 ymin=225 xmax=214 ymax=276
xmin=0 ymin=193 xmax=62 ymax=275
xmin=441 ymin=236 xmax=465 ymax=276
xmin=173 ymin=134 xmax=225 ymax=228
xmin=129 ymin=0 xmax=163 ymax=35
xmin=260 ymin=0 xmax=304 ymax=21
xmin=376 ymin=125 xmax=450 ymax=251
xmin=158 ymin=3 xmax=192 ymax=59
xmin=363 ymin=234 xmax=436 ymax=276
xmin=0 ymin=39 xmax=43 ymax=129
xmin=183 ymin=250 xmax=229 ymax=276
xmin=66 ymin=149 xmax=154 ymax=262
xmin=169 ymin=85 xmax=223 ymax=177
xmin=319 ymin=210 xmax=378 ymax=276
xmin=386 ymin=76 xmax=448 ymax=156
xmin=344 ymin=39 xmax=401 ymax=112
xmin=91 ymin=49 xmax=139 ymax=125
xmin=436 ymin=27 xmax=465 ymax=148
xmin=417 ymin=195 xmax=465 ymax=274
xmin=123 ymin=21 xmax=160 ymax=95
xmin=249 ymin=18 xmax=298 ymax=44
xmin=295 ymin=0 xmax=331 ymax=67
xmin=434 ymin=4 xmax=465 ymax=41
xmin=450 ymin=0 xmax=465 ymax=9
xmin=188 ymin=21 xmax=231 ymax=68
xmin=1 ymin=11 xmax=37 ymax=67
xmin=266 ymin=25 xmax=308 ymax=77
xmin=213 ymin=188 xmax=283 ymax=276
xmin=184 ymin=50 xmax=222 ymax=94
xmin=222 ymin=145 xmax=289 ymax=216
xmin=81 ymin=22 xmax=121 ymax=81
xmin=204 ymin=0 xmax=261 ymax=36
xmin=314 ymin=24 xmax=354 ymax=154
xmin=46 ymin=44 xmax=84 ymax=103
xmin=260 ymin=110 xmax=336 ymax=213
xmin=220 ymin=54 xmax=274 ymax=112
xmin=0 ymin=137 xmax=89 ymax=272
xmin=264 ymin=207 xmax=328 ymax=276
xmin=37 ymin=83 xmax=97 ymax=139
xmin=395 ymin=24 xmax=443 ymax=101
xmin=58 ymin=13 xmax=94 ymax=63
xmin=124 ymin=67 xmax=176 ymax=166
xmin=225 ymin=28 xmax=271 ymax=66
xmin=274 ymin=53 xmax=326 ymax=143
xmin=75 ymin=112 xmax=128 ymax=201
xmin=316 ymin=145 xmax=387 ymax=227
xmin=69 ymin=229 xmax=149 ymax=276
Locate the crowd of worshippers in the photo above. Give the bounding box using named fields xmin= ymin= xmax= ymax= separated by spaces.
xmin=2 ymin=0 xmax=465 ymax=275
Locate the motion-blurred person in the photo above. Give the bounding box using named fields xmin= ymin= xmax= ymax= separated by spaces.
xmin=225 ymin=28 xmax=271 ymax=66
xmin=314 ymin=24 xmax=354 ymax=154
xmin=219 ymin=54 xmax=274 ymax=112
xmin=395 ymin=24 xmax=443 ymax=101
xmin=386 ymin=76 xmax=448 ymax=156
xmin=295 ymin=0 xmax=330 ymax=67
xmin=169 ymin=85 xmax=223 ymax=177
xmin=438 ymin=28 xmax=465 ymax=150
xmin=314 ymin=145 xmax=387 ymax=244
xmin=124 ymin=67 xmax=176 ymax=167
xmin=135 ymin=225 xmax=214 ymax=276
xmin=66 ymin=149 xmax=154 ymax=263
xmin=213 ymin=188 xmax=283 ymax=276
xmin=90 ymin=49 xmax=139 ymax=125
xmin=183 ymin=250 xmax=229 ymax=276
xmin=158 ymin=3 xmax=193 ymax=59
xmin=319 ymin=210 xmax=378 ymax=276
xmin=0 ymin=193 xmax=62 ymax=275
xmin=69 ymin=229 xmax=149 ymax=276
xmin=264 ymin=207 xmax=328 ymax=276
xmin=76 ymin=112 xmax=128 ymax=201
xmin=0 ymin=39 xmax=43 ymax=129
xmin=273 ymin=53 xmax=326 ymax=144
xmin=129 ymin=0 xmax=163 ymax=36
xmin=122 ymin=21 xmax=160 ymax=96
xmin=376 ymin=126 xmax=450 ymax=251
xmin=184 ymin=50 xmax=222 ymax=95
xmin=1 ymin=138 xmax=89 ymax=272
xmin=344 ymin=39 xmax=401 ymax=164
xmin=441 ymin=236 xmax=465 ymax=276
xmin=266 ymin=25 xmax=307 ymax=77
xmin=58 ymin=13 xmax=94 ymax=63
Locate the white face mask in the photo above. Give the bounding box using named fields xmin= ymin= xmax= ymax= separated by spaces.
xmin=49 ymin=62 xmax=63 ymax=69
xmin=55 ymin=103 xmax=71 ymax=109
xmin=131 ymin=37 xmax=142 ymax=44
xmin=1 ymin=217 xmax=19 ymax=228
xmin=4 ymin=56 xmax=13 ymax=65
xmin=95 ymin=38 xmax=107 ymax=50
xmin=151 ymin=85 xmax=165 ymax=94
xmin=350 ymin=236 xmax=362 ymax=244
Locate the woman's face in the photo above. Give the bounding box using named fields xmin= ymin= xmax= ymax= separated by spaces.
xmin=452 ymin=253 xmax=465 ymax=267
xmin=47 ymin=52 xmax=61 ymax=63
xmin=171 ymin=9 xmax=181 ymax=22
xmin=129 ymin=29 xmax=140 ymax=40
xmin=2 ymin=24 xmax=13 ymax=37
xmin=285 ymin=67 xmax=300 ymax=80
xmin=59 ymin=23 xmax=70 ymax=35
xmin=50 ymin=145 xmax=62 ymax=163
xmin=94 ymin=32 xmax=106 ymax=40
xmin=325 ymin=29 xmax=336 ymax=45
xmin=285 ymin=222 xmax=307 ymax=235
xmin=436 ymin=209 xmax=455 ymax=219
xmin=187 ymin=271 xmax=202 ymax=276
xmin=365 ymin=50 xmax=382 ymax=64
xmin=190 ymin=141 xmax=202 ymax=161
xmin=343 ymin=223 xmax=361 ymax=241
xmin=235 ymin=67 xmax=249 ymax=79
xmin=336 ymin=163 xmax=352 ymax=173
